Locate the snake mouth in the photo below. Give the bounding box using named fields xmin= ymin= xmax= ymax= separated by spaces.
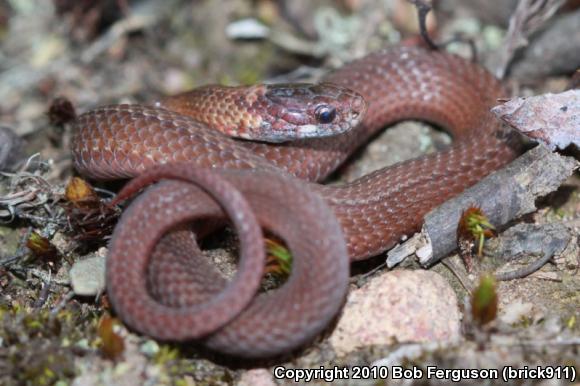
xmin=349 ymin=110 xmax=362 ymax=126
xmin=296 ymin=120 xmax=356 ymax=138
xmin=295 ymin=106 xmax=367 ymax=139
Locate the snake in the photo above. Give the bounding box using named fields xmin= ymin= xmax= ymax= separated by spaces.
xmin=71 ymin=45 xmax=523 ymax=358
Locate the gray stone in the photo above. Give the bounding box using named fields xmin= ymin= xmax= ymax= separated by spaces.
xmin=69 ymin=249 xmax=107 ymax=296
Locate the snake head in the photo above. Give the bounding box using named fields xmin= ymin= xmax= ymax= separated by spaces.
xmin=256 ymin=82 xmax=367 ymax=142
xmin=156 ymin=82 xmax=367 ymax=143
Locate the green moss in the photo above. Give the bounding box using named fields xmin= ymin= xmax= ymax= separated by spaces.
xmin=160 ymin=355 xmax=235 ymax=386
xmin=0 ymin=303 xmax=98 ymax=386
xmin=153 ymin=344 xmax=180 ymax=366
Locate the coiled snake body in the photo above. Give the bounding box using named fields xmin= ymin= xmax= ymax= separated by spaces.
xmin=72 ymin=46 xmax=521 ymax=358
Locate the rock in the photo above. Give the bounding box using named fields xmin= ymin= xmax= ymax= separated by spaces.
xmin=237 ymin=368 xmax=276 ymax=386
xmin=329 ymin=270 xmax=461 ymax=356
xmin=69 ymin=248 xmax=107 ymax=296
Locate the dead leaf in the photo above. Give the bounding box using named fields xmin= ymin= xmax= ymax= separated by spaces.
xmin=65 ymin=177 xmax=99 ymax=206
xmin=26 ymin=232 xmax=58 ymax=261
xmin=492 ymin=89 xmax=579 ymax=151
xmin=97 ymin=315 xmax=125 ymax=360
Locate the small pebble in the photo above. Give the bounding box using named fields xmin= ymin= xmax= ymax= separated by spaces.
xmin=237 ymin=368 xmax=276 ymax=386
xmin=329 ymin=270 xmax=461 ymax=356
xmin=139 ymin=340 xmax=160 ymax=357
xmin=69 ymin=250 xmax=106 ymax=296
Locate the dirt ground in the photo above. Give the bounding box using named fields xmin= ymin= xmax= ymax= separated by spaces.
xmin=0 ymin=0 xmax=578 ymax=385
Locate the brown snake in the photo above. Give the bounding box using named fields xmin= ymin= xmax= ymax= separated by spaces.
xmin=71 ymin=46 xmax=522 ymax=358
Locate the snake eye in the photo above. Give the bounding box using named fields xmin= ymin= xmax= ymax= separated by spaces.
xmin=315 ymin=105 xmax=336 ymax=124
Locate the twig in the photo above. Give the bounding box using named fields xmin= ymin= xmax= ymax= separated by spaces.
xmin=441 ymin=258 xmax=472 ymax=293
xmin=407 ymin=0 xmax=438 ymax=50
xmin=81 ymin=0 xmax=167 ymax=63
xmin=494 ymin=252 xmax=553 ymax=280
xmin=494 ymin=0 xmax=566 ymax=79
xmin=0 ymin=252 xmax=26 ymax=267
xmin=50 ymin=291 xmax=75 ymax=317
xmin=358 ymin=261 xmax=387 ymax=281
xmin=416 ymin=146 xmax=578 ymax=267
xmin=408 ymin=0 xmax=479 ymax=61
xmin=495 ymin=338 xmax=580 ymax=346
xmin=438 ymin=35 xmax=478 ymax=62
xmin=29 ymin=268 xmax=70 ymax=286
xmin=275 ymin=0 xmax=314 ymax=38
xmin=33 ymin=270 xmax=52 ymax=308
xmin=14 ymin=211 xmax=66 ymax=225
xmin=486 ymin=222 xmax=574 ymax=281
xmin=93 ymin=187 xmax=117 ymax=199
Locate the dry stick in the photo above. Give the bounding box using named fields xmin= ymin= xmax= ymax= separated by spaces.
xmin=275 ymin=0 xmax=314 ymax=39
xmin=494 ymin=252 xmax=553 ymax=281
xmin=0 ymin=253 xmax=26 ymax=267
xmin=386 ymin=146 xmax=579 ymax=268
xmin=439 ymin=35 xmax=478 ymax=63
xmin=50 ymin=291 xmax=75 ymax=317
xmin=441 ymin=258 xmax=473 ymax=293
xmin=508 ymin=10 xmax=580 ymax=80
xmin=33 ymin=271 xmax=52 ymax=308
xmin=485 ymin=222 xmax=575 ymax=280
xmin=408 ymin=0 xmax=438 ymax=50
xmin=421 ymin=146 xmax=578 ymax=266
xmin=408 ymin=0 xmax=478 ymax=61
xmin=494 ymin=0 xmax=565 ymax=79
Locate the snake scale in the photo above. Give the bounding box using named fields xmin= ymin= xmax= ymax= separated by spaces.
xmin=71 ymin=45 xmax=522 ymax=358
